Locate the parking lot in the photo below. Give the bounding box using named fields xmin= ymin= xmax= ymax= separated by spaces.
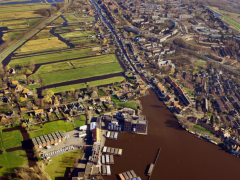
xmin=37 ymin=129 xmax=86 ymax=158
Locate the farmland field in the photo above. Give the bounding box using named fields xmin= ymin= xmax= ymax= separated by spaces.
xmin=17 ymin=37 xmax=67 ymax=53
xmin=60 ymin=31 xmax=95 ymax=38
xmin=48 ymin=76 xmax=125 ymax=93
xmin=0 ymin=4 xmax=52 ymax=13
xmin=2 ymin=130 xmax=23 ymax=149
xmin=39 ymin=62 xmax=123 ymax=86
xmin=10 ymin=48 xmax=92 ymax=65
xmin=0 ymin=150 xmax=28 ymax=176
xmin=0 ymin=11 xmax=40 ymax=21
xmin=28 ymin=120 xmax=74 ymax=139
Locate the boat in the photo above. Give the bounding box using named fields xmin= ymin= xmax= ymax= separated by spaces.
xmin=209 ymin=140 xmax=218 ymax=145
xmin=190 ymin=131 xmax=195 ymax=135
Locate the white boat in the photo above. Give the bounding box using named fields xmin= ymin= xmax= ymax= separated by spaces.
xmin=209 ymin=140 xmax=218 ymax=145
xmin=190 ymin=131 xmax=195 ymax=134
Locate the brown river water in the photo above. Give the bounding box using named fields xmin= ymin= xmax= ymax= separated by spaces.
xmin=105 ymin=90 xmax=240 ymax=180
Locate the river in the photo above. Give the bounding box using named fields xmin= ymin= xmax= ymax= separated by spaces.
xmin=105 ymin=90 xmax=240 ymax=180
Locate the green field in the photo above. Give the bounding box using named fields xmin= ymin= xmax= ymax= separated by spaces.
xmin=74 ymin=120 xmax=85 ymax=128
xmin=2 ymin=130 xmax=23 ymax=149
xmin=45 ymin=150 xmax=82 ymax=180
xmin=111 ymin=96 xmax=138 ymax=109
xmin=49 ymin=76 xmax=125 ymax=93
xmin=10 ymin=48 xmax=92 ymax=65
xmin=28 ymin=120 xmax=74 ymax=139
xmin=35 ymin=54 xmax=118 ymax=75
xmin=193 ymin=125 xmax=213 ymax=135
xmin=36 ymin=61 xmax=73 ymax=74
xmin=64 ymin=14 xmax=78 ymax=22
xmin=39 ymin=62 xmax=123 ymax=86
xmin=0 ymin=4 xmax=52 ymax=13
xmin=60 ymin=31 xmax=95 ymax=38
xmin=0 ymin=150 xmax=28 ymax=176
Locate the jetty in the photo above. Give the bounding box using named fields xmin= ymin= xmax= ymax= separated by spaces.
xmin=147 ymin=148 xmax=161 ymax=179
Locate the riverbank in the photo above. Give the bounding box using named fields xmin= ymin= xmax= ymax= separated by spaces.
xmin=104 ymin=89 xmax=240 ymax=180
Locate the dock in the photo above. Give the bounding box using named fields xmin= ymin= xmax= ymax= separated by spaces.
xmin=147 ymin=148 xmax=161 ymax=178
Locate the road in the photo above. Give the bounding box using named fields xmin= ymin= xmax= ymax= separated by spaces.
xmin=0 ymin=10 xmax=65 ymax=63
xmin=91 ymin=0 xmax=138 ymax=73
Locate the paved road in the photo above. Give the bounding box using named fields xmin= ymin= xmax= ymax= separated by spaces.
xmin=0 ymin=11 xmax=64 ymax=63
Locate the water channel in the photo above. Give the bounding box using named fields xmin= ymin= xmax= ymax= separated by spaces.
xmin=105 ymin=90 xmax=240 ymax=180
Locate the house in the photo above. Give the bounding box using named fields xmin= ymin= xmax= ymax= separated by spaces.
xmin=140 ymin=90 xmax=146 ymax=95
xmin=22 ymin=89 xmax=29 ymax=94
xmin=20 ymin=107 xmax=27 ymax=112
xmin=35 ymin=109 xmax=44 ymax=115
xmin=12 ymin=81 xmax=18 ymax=85
xmin=15 ymin=85 xmax=23 ymax=92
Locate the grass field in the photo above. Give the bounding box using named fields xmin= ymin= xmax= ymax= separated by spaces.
xmin=75 ymin=119 xmax=85 ymax=128
xmin=0 ymin=150 xmax=28 ymax=176
xmin=78 ymin=17 xmax=95 ymax=22
xmin=29 ymin=120 xmax=74 ymax=139
xmin=71 ymin=54 xmax=117 ymax=68
xmin=0 ymin=19 xmax=26 ymax=26
xmin=39 ymin=62 xmax=123 ymax=86
xmin=60 ymin=31 xmax=95 ymax=38
xmin=45 ymin=150 xmax=82 ymax=180
xmin=10 ymin=48 xmax=92 ymax=65
xmin=0 ymin=11 xmax=40 ymax=21
xmin=88 ymin=76 xmax=125 ymax=87
xmin=49 ymin=76 xmax=125 ymax=93
xmin=111 ymin=96 xmax=138 ymax=109
xmin=65 ymin=14 xmax=78 ymax=22
xmin=34 ymin=54 xmax=118 ymax=75
xmin=193 ymin=125 xmax=213 ymax=135
xmin=36 ymin=61 xmax=73 ymax=74
xmin=33 ymin=29 xmax=52 ymax=39
xmin=0 ymin=4 xmax=52 ymax=13
xmin=2 ymin=130 xmax=23 ymax=149
xmin=17 ymin=37 xmax=67 ymax=53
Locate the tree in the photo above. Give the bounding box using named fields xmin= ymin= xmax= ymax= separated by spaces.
xmin=28 ymin=60 xmax=35 ymax=71
xmin=42 ymin=89 xmax=54 ymax=98
xmin=25 ymin=69 xmax=32 ymax=75
xmin=43 ymin=95 xmax=52 ymax=104
xmin=19 ymin=97 xmax=25 ymax=102
xmin=21 ymin=122 xmax=27 ymax=128
xmin=70 ymin=88 xmax=75 ymax=94
xmin=26 ymin=101 xmax=33 ymax=111
xmin=129 ymin=32 xmax=133 ymax=37
xmin=5 ymin=65 xmax=10 ymax=72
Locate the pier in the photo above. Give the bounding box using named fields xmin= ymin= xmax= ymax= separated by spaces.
xmin=147 ymin=148 xmax=161 ymax=179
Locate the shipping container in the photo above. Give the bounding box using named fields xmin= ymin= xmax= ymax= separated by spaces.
xmin=130 ymin=170 xmax=137 ymax=177
xmin=110 ymin=155 xmax=114 ymax=164
xmin=102 ymin=155 xmax=106 ymax=164
xmin=102 ymin=146 xmax=107 ymax=153
xmin=113 ymin=132 xmax=118 ymax=140
xmin=102 ymin=165 xmax=107 ymax=175
xmin=106 ymin=154 xmax=110 ymax=164
xmin=106 ymin=165 xmax=111 ymax=176
xmin=118 ymin=174 xmax=126 ymax=180
xmin=118 ymin=149 xmax=122 ymax=156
